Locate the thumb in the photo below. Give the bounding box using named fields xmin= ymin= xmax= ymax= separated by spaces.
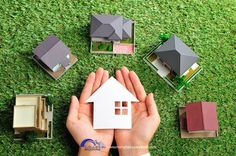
xmin=68 ymin=95 xmax=80 ymax=120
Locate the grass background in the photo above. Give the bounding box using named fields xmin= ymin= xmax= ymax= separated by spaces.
xmin=0 ymin=0 xmax=235 ymax=155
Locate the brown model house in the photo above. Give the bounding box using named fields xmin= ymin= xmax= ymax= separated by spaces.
xmin=179 ymin=102 xmax=219 ymax=138
xmin=33 ymin=35 xmax=78 ymax=80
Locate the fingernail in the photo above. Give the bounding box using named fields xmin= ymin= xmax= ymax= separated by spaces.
xmin=98 ymin=67 xmax=104 ymax=71
xmin=90 ymin=72 xmax=95 ymax=76
xmin=71 ymin=95 xmax=75 ymax=101
xmin=122 ymin=66 xmax=127 ymax=70
xmin=130 ymin=71 xmax=135 ymax=75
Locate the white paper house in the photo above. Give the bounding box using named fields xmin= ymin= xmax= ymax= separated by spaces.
xmin=86 ymin=77 xmax=139 ymax=129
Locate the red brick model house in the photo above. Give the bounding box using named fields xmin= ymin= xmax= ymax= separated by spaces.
xmin=179 ymin=102 xmax=219 ymax=138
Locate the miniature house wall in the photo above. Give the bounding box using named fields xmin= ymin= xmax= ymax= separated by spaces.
xmin=86 ymin=77 xmax=138 ymax=129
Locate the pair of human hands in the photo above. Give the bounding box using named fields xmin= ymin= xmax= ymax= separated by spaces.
xmin=66 ymin=67 xmax=160 ymax=156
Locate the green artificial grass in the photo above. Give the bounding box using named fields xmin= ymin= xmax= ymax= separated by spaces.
xmin=0 ymin=0 xmax=235 ymax=155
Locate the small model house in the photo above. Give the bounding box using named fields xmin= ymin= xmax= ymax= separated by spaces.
xmin=90 ymin=14 xmax=135 ymax=54
xmin=144 ymin=35 xmax=202 ymax=91
xmin=13 ymin=94 xmax=53 ymax=140
xmin=179 ymin=102 xmax=219 ymax=138
xmin=86 ymin=77 xmax=139 ymax=129
xmin=33 ymin=35 xmax=78 ymax=80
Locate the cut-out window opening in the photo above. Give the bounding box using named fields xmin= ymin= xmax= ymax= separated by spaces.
xmin=115 ymin=101 xmax=128 ymax=115
xmin=115 ymin=101 xmax=120 ymax=107
xmin=122 ymin=101 xmax=128 ymax=107
xmin=115 ymin=109 xmax=121 ymax=115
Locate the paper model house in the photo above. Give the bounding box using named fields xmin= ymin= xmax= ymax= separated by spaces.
xmin=86 ymin=77 xmax=139 ymax=129
xmin=33 ymin=35 xmax=78 ymax=80
xmin=144 ymin=35 xmax=202 ymax=91
xmin=179 ymin=102 xmax=219 ymax=138
xmin=13 ymin=94 xmax=53 ymax=140
xmin=90 ymin=14 xmax=135 ymax=54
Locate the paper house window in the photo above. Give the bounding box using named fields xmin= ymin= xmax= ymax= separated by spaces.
xmin=115 ymin=101 xmax=128 ymax=115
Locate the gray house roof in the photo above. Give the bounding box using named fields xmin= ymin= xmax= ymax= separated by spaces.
xmin=90 ymin=14 xmax=133 ymax=40
xmin=33 ymin=35 xmax=70 ymax=71
xmin=154 ymin=35 xmax=199 ymax=76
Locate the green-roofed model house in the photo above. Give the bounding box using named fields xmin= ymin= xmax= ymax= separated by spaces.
xmin=144 ymin=35 xmax=202 ymax=91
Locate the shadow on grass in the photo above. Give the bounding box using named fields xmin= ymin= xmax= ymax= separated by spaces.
xmin=53 ymin=96 xmax=78 ymax=155
xmin=0 ymin=97 xmax=15 ymax=137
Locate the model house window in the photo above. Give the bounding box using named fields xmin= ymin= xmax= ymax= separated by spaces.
xmin=115 ymin=101 xmax=128 ymax=115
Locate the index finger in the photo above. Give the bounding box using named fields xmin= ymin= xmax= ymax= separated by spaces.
xmin=79 ymin=72 xmax=96 ymax=103
xmin=129 ymin=71 xmax=146 ymax=102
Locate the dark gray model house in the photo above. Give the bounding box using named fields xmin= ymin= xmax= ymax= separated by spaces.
xmin=90 ymin=14 xmax=133 ymax=41
xmin=33 ymin=35 xmax=77 ymax=79
xmin=154 ymin=35 xmax=199 ymax=76
xmin=89 ymin=14 xmax=135 ymax=54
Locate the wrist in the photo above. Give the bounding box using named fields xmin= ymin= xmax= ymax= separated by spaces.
xmin=118 ymin=147 xmax=149 ymax=156
xmin=117 ymin=142 xmax=149 ymax=156
xmin=78 ymin=147 xmax=109 ymax=156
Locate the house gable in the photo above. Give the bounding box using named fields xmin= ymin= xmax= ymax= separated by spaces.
xmin=122 ymin=19 xmax=133 ymax=39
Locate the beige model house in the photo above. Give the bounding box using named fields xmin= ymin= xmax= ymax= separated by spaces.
xmin=13 ymin=94 xmax=53 ymax=140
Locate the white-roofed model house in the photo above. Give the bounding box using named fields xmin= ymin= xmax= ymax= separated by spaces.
xmin=86 ymin=77 xmax=139 ymax=129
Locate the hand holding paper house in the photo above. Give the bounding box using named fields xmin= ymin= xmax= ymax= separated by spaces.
xmin=86 ymin=77 xmax=139 ymax=129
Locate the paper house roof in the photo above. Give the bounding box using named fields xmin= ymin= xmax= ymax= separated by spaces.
xmin=33 ymin=35 xmax=70 ymax=71
xmin=86 ymin=77 xmax=138 ymax=103
xmin=90 ymin=14 xmax=133 ymax=41
xmin=154 ymin=35 xmax=199 ymax=76
xmin=186 ymin=102 xmax=218 ymax=132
